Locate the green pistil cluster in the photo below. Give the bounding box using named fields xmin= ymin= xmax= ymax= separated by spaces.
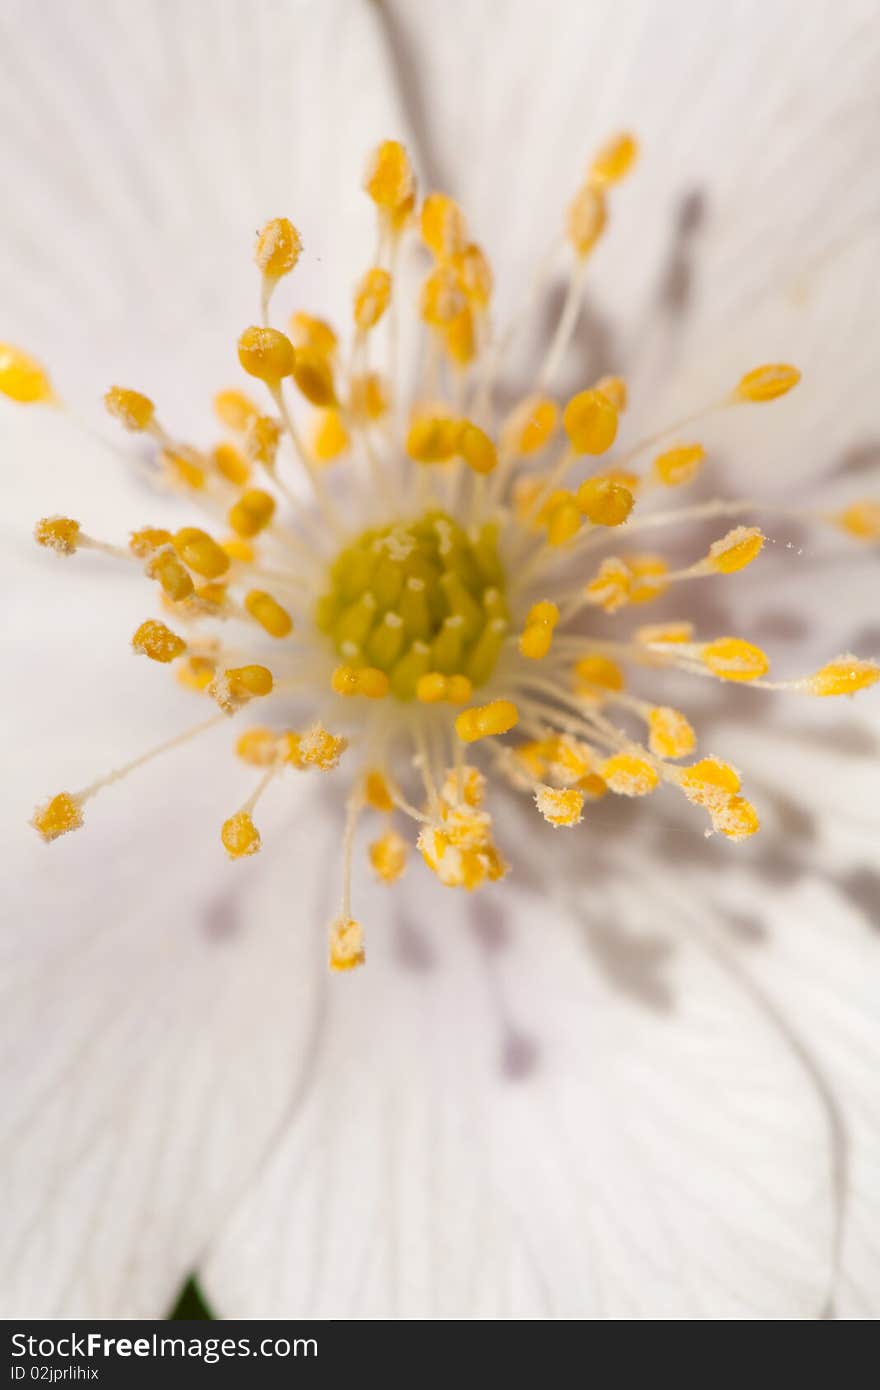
xmin=316 ymin=511 xmax=508 ymax=699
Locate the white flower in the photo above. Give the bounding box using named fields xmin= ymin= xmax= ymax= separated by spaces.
xmin=1 ymin=0 xmax=879 ymax=1319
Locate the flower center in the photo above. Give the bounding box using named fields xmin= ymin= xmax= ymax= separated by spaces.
xmin=315 ymin=510 xmax=507 ymax=699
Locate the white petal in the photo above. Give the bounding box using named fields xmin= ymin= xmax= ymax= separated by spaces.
xmin=0 ymin=780 xmax=340 ymax=1318
xmin=380 ymin=0 xmax=880 ymax=474
xmin=0 ymin=0 xmax=410 ymax=1317
xmin=629 ymin=713 xmax=880 ymax=1319
xmin=202 ymin=853 xmax=835 ymax=1319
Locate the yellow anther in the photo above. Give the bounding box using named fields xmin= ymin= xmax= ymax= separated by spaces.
xmin=652 ymin=443 xmax=705 ymax=487
xmin=457 ymin=421 xmax=497 ymax=475
xmin=601 ymin=751 xmax=659 ymax=797
xmin=369 ymin=829 xmax=408 ymax=883
xmin=443 ymin=308 xmax=476 ymax=366
xmin=228 ymin=488 xmax=276 ymax=538
xmin=420 ymin=266 xmax=467 ymax=326
xmin=680 ymin=757 xmax=741 ymax=805
xmin=455 ymin=699 xmax=519 ymax=743
xmin=195 ymin=581 xmax=228 ymax=609
xmin=349 ymin=372 xmax=388 ymax=422
xmin=636 ymin=621 xmax=694 ymax=645
xmin=447 ymin=674 xmax=473 ymax=704
xmin=806 ymin=657 xmax=880 ymax=697
xmin=574 ymin=654 xmax=624 ymax=695
xmin=244 ymin=589 xmax=293 ymax=638
xmin=546 ymin=734 xmax=595 ymax=784
xmin=31 ymin=792 xmax=83 ymax=842
xmin=535 ymin=785 xmax=584 ymax=827
xmin=364 ymin=139 xmax=415 ymax=210
xmin=546 ymin=493 xmax=582 ymax=546
xmin=329 ymin=916 xmax=365 ymax=971
xmin=210 ymin=666 xmax=273 ymax=713
xmin=516 ymin=741 xmax=547 ymax=778
xmin=212 ymin=441 xmax=250 ymax=486
xmin=416 ymin=672 xmax=449 ymax=703
xmin=406 ymin=413 xmax=460 ymax=463
xmin=129 ymin=527 xmax=172 ymax=558
xmin=594 ymin=375 xmax=628 ymax=411
xmin=353 ymin=268 xmax=392 ymax=331
xmin=418 ymin=808 xmax=505 ymax=890
xmin=331 ymin=665 xmax=390 ymax=699
xmin=243 ymin=415 xmax=281 ymax=467
xmin=451 ymin=242 xmax=493 ymax=306
xmin=176 ymin=655 xmax=216 ymax=692
xmin=603 ymin=467 xmax=641 ymax=492
xmin=705 ymin=526 xmax=765 ymax=574
xmin=254 ymin=217 xmax=302 ymax=279
xmin=575 ymin=475 xmax=634 ymax=526
xmin=289 ymin=312 xmax=338 ymax=358
xmin=832 ymin=500 xmax=880 ymax=541
xmin=214 ymin=388 xmax=259 ymax=432
xmin=222 ymin=535 xmax=255 ymax=563
xmin=589 ymin=132 xmax=638 ymax=186
xmin=104 ymin=385 xmax=155 ymax=432
xmin=292 ymin=347 xmax=336 ymax=407
xmin=702 ymin=637 xmax=769 ymax=682
xmin=163 ymin=449 xmax=206 ymax=491
xmin=566 ymin=183 xmax=607 ymax=257
xmin=441 ymin=765 xmax=486 ymax=808
xmin=235 ymin=727 xmax=279 ymax=766
xmin=221 ymin=811 xmax=261 ymax=859
xmin=584 ymin=557 xmax=631 ymax=612
xmin=237 ymin=325 xmax=296 ymax=385
xmin=420 ymin=192 xmax=467 ymax=261
xmin=563 ymin=388 xmax=619 ymax=454
xmin=579 ymin=773 xmax=608 ymax=800
xmin=132 ymin=619 xmax=187 ymax=663
xmin=712 ymin=795 xmax=760 ymax=842
xmin=519 ymin=600 xmax=559 ymax=660
xmin=35 ymin=516 xmax=80 ymax=555
xmin=502 ymin=396 xmax=559 ymax=456
xmin=627 ymin=554 xmax=669 ymax=603
xmin=0 ymin=344 xmax=52 ymax=403
xmin=735 ymin=363 xmax=801 ymax=403
xmin=146 ymin=548 xmax=195 ymax=602
xmin=228 ymin=665 xmax=274 ymax=697
xmin=415 ymin=671 xmax=473 ymax=704
xmin=647 ymin=706 xmax=696 ymax=759
xmin=308 ymin=409 xmax=348 ymax=464
xmin=364 ymin=769 xmax=394 ymax=811
xmin=173 ymin=526 xmax=230 ymax=579
xmin=278 ymin=728 xmax=305 ymax=772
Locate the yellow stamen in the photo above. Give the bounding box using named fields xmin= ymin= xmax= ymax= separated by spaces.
xmin=35 ymin=516 xmax=80 ymax=555
xmin=221 ymin=811 xmax=261 ymax=858
xmin=329 ymin=916 xmax=365 ymax=971
xmin=332 ymin=665 xmax=390 ymax=699
xmin=806 ymin=657 xmax=880 ymax=697
xmin=244 ymin=590 xmax=293 ymax=638
xmin=455 ymin=699 xmax=519 ymax=743
xmin=31 ymin=792 xmax=84 ymax=842
xmin=563 ymin=388 xmax=618 ymax=454
xmin=132 ymin=619 xmax=187 ymax=663
xmin=734 ymin=363 xmax=801 ymax=403
xmin=701 ymin=637 xmax=769 ymax=682
xmin=237 ymin=326 xmax=296 ymax=385
xmin=369 ymin=829 xmax=408 ymax=883
xmin=535 ymin=785 xmax=584 ymax=827
xmin=254 ymin=217 xmax=302 ymax=279
xmin=0 ymin=343 xmax=53 ymax=403
xmin=104 ymin=386 xmax=155 ymax=431
xmin=601 ymin=751 xmax=659 ymax=797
